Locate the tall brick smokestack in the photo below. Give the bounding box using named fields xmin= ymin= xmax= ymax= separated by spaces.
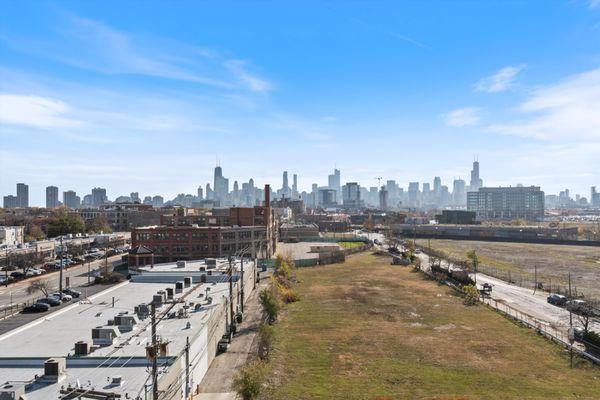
xmin=264 ymin=184 xmax=270 ymax=206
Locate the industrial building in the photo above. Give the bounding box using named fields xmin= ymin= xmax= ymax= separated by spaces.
xmin=467 ymin=186 xmax=545 ymax=221
xmin=0 ymin=257 xmax=256 ymax=400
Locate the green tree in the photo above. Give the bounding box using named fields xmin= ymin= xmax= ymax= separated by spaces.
xmin=86 ymin=215 xmax=113 ymax=234
xmin=259 ymin=286 xmax=281 ymax=324
xmin=25 ymin=224 xmax=46 ymax=242
xmin=466 ymin=250 xmax=479 ymax=284
xmin=463 ymin=284 xmax=480 ymax=306
xmin=47 ymin=212 xmax=86 ymax=237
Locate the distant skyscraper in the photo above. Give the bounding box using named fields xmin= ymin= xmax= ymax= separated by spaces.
xmin=197 ymin=186 xmax=204 ymax=200
xmin=213 ymin=166 xmax=229 ymax=200
xmin=379 ymin=186 xmax=388 ymax=211
xmin=469 ymin=160 xmax=483 ymax=192
xmin=91 ymin=187 xmax=107 ymax=207
xmin=408 ymin=182 xmax=420 ymax=207
xmin=433 ymin=177 xmax=442 ymax=196
xmin=130 ymin=192 xmax=140 ymax=203
xmin=63 ymin=190 xmax=80 ymax=209
xmin=592 ymin=186 xmax=600 ymax=207
xmin=292 ymin=174 xmax=298 ymax=197
xmin=282 ymin=171 xmax=289 ymax=190
xmin=3 ymin=195 xmax=17 ymax=209
xmin=453 ymin=179 xmax=466 ymax=205
xmin=46 ymin=186 xmax=59 ymax=208
xmin=16 ymin=183 xmax=28 ymax=208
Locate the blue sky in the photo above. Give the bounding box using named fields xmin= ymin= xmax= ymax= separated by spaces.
xmin=1 ymin=0 xmax=599 ymax=206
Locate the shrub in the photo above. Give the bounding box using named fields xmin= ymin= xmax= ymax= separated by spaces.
xmin=259 ymin=287 xmax=281 ymax=324
xmin=231 ymin=359 xmax=268 ymax=400
xmin=463 ymin=284 xmax=480 ymax=306
xmin=258 ymin=323 xmax=274 ymax=360
xmin=279 ymin=285 xmax=301 ymax=303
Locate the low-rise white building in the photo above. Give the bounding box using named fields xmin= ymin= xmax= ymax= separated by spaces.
xmin=0 ymin=257 xmax=257 ymax=400
xmin=0 ymin=226 xmax=24 ymax=247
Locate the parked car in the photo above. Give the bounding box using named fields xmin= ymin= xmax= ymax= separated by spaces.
xmin=50 ymin=293 xmax=72 ymax=302
xmin=62 ymin=288 xmax=81 ymax=298
xmin=10 ymin=271 xmax=25 ymax=279
xmin=547 ymin=294 xmax=568 ymax=306
xmin=37 ymin=297 xmax=61 ymax=307
xmin=22 ymin=303 xmax=51 ymax=313
xmin=566 ymin=299 xmax=587 ymax=314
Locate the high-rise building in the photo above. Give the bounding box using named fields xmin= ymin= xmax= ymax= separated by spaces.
xmin=591 ymin=186 xmax=600 ymax=207
xmin=213 ymin=166 xmax=229 ymax=201
xmin=197 ymin=186 xmax=204 ymax=200
xmin=91 ymin=187 xmax=107 ymax=207
xmin=452 ymin=179 xmax=466 ymax=205
xmin=433 ymin=177 xmax=442 ymax=195
xmin=379 ymin=186 xmax=388 ymax=211
xmin=292 ymin=174 xmax=298 ymax=197
xmin=342 ymin=182 xmax=362 ymax=208
xmin=131 ymin=192 xmax=141 ymax=203
xmin=3 ymin=195 xmax=17 ymax=209
xmin=46 ymin=186 xmax=59 ymax=209
xmin=63 ymin=190 xmax=81 ymax=209
xmin=408 ymin=182 xmax=420 ymax=207
xmin=16 ymin=183 xmax=29 ymax=208
xmin=282 ymin=171 xmax=289 ymax=190
xmin=469 ymin=160 xmax=483 ymax=192
xmin=467 ymin=186 xmax=545 ymax=221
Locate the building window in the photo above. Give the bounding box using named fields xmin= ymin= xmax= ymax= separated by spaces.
xmin=137 ymin=233 xmax=150 ymax=241
xmin=174 ymin=233 xmax=189 ymax=241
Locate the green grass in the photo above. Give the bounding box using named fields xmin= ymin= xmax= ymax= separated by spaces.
xmin=337 ymin=241 xmax=363 ymax=249
xmin=261 ymin=253 xmax=600 ymax=400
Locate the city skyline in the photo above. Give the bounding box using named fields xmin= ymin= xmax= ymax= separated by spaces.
xmin=3 ymin=159 xmax=599 ymax=208
xmin=1 ymin=1 xmax=600 ymax=204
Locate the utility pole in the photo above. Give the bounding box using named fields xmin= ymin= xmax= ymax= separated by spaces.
xmin=533 ymin=264 xmax=537 ymax=294
xmin=228 ymin=257 xmax=234 ymax=327
xmin=59 ymin=236 xmax=64 ymax=299
xmin=185 ymin=336 xmax=190 ymax=399
xmin=240 ymin=257 xmax=245 ymax=313
xmin=568 ymin=272 xmax=573 ymax=369
xmin=151 ymin=303 xmax=158 ymax=400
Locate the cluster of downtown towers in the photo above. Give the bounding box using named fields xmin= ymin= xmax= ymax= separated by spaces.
xmin=2 ymin=161 xmax=486 ymax=210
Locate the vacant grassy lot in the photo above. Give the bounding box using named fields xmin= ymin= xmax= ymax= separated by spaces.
xmin=262 ymin=253 xmax=600 ymax=400
xmin=416 ymin=239 xmax=600 ymax=299
xmin=338 ymin=241 xmax=364 ymax=249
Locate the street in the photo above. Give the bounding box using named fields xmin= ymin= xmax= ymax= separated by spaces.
xmin=0 ymin=254 xmax=123 ymax=309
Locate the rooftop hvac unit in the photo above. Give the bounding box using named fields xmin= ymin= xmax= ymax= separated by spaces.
xmin=176 ymin=260 xmax=186 ymax=268
xmin=152 ymin=294 xmax=164 ymax=306
xmin=74 ymin=341 xmax=89 ymax=356
xmin=206 ymin=258 xmax=217 ymax=269
xmin=166 ymin=287 xmax=174 ymax=299
xmin=44 ymin=357 xmax=66 ymax=378
xmin=175 ymin=281 xmax=184 ymax=293
xmin=184 ymin=276 xmax=192 ymax=287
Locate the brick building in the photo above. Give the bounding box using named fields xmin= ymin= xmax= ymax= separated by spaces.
xmin=131 ymin=185 xmax=277 ymax=263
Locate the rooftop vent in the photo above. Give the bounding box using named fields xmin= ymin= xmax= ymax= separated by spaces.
xmin=206 ymin=258 xmax=217 ymax=269
xmin=74 ymin=341 xmax=89 ymax=356
xmin=166 ymin=287 xmax=174 ymax=299
xmin=184 ymin=277 xmax=192 ymax=287
xmin=176 ymin=260 xmax=186 ymax=268
xmin=175 ymin=281 xmax=184 ymax=293
xmin=44 ymin=357 xmax=66 ymax=379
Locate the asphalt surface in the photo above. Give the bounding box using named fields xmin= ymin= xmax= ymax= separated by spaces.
xmin=0 ymin=254 xmax=123 ymax=308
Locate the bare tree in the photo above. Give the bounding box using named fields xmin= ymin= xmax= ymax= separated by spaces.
xmin=27 ymin=280 xmax=53 ymax=298
xmin=575 ymin=300 xmax=600 ymax=334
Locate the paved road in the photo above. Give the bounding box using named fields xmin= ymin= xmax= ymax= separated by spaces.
xmin=0 ymin=254 xmax=123 ymax=309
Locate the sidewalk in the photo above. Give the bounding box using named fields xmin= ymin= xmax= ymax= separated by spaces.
xmin=194 ymin=275 xmax=267 ymax=400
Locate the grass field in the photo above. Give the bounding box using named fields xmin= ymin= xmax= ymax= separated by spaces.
xmin=337 ymin=241 xmax=364 ymax=249
xmin=415 ymin=239 xmax=600 ymax=299
xmin=262 ymin=253 xmax=600 ymax=399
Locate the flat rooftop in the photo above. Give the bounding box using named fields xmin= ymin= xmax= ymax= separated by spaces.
xmin=0 ymin=280 xmax=230 ymax=359
xmin=137 ymin=257 xmax=248 ymax=274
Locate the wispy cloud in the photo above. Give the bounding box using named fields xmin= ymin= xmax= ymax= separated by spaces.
xmin=2 ymin=15 xmax=272 ymax=93
xmin=589 ymin=0 xmax=600 ymax=9
xmin=443 ymin=107 xmax=482 ymax=127
xmin=487 ymin=67 xmax=600 ymax=141
xmin=475 ymin=64 xmax=525 ymax=93
xmin=0 ymin=93 xmax=84 ymax=129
